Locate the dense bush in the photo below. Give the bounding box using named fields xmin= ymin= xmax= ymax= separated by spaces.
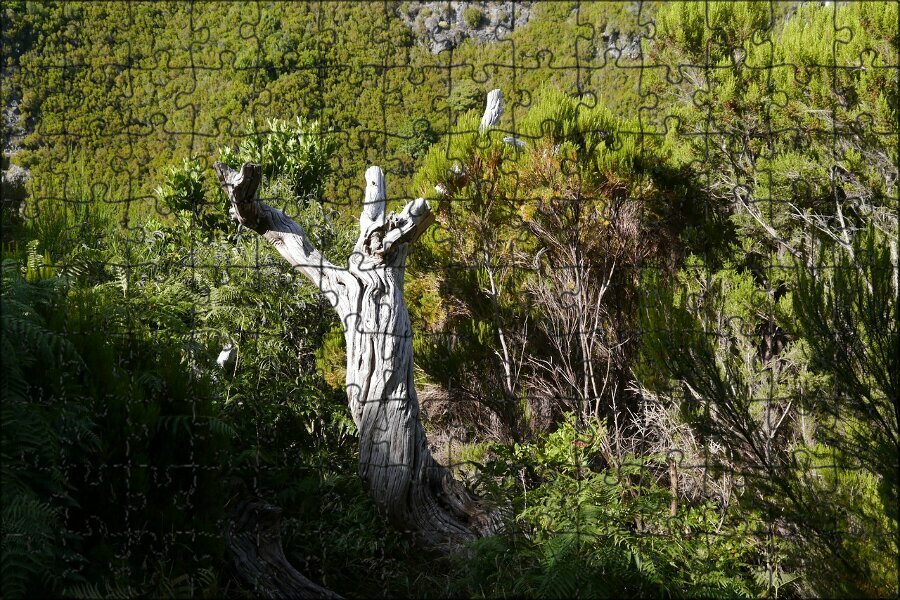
xmin=459 ymin=416 xmax=768 ymax=598
xmin=1 ymin=253 xmax=229 ymax=598
xmin=463 ymin=7 xmax=484 ymax=29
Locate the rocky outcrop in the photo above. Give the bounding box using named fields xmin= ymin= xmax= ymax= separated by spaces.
xmin=2 ymin=17 xmax=33 ymax=228
xmin=2 ymin=98 xmax=29 ymax=227
xmin=399 ymin=2 xmax=533 ymax=54
xmin=599 ymin=26 xmax=642 ymax=61
xmin=1 ymin=162 xmax=29 ymax=201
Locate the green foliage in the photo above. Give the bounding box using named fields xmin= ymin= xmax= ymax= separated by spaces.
xmin=1 ymin=258 xmax=229 ymax=598
xmin=410 ymin=87 xmax=693 ymax=438
xmin=157 ymin=157 xmax=206 ymax=214
xmin=4 ymin=1 xmax=899 ymax=598
xmin=1 ymin=261 xmax=91 ymax=598
xmin=278 ymin=475 xmax=422 ymax=598
xmin=11 ymin=155 xmax=115 ymax=260
xmin=397 ymin=118 xmax=438 ymax=162
xmin=156 ymin=157 xmax=227 ymax=233
xmin=1 ymin=101 xmax=365 ymax=594
xmin=446 ymin=79 xmax=484 ymax=115
xmin=794 ymin=228 xmax=898 ymax=494
xmin=463 ymin=7 xmax=484 ymax=29
xmin=790 ymin=228 xmax=899 ymax=594
xmin=634 ymin=5 xmax=898 ymax=595
xmin=219 ymin=117 xmax=336 ymax=200
xmin=453 ymin=415 xmax=763 ymax=598
xmin=639 ymin=237 xmax=898 ymax=596
xmin=654 ymin=2 xmax=774 ymax=64
xmin=6 ymin=1 xmax=646 ymax=206
xmin=63 ymin=566 xmax=219 ymax=600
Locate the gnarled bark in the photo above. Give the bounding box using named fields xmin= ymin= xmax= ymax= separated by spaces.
xmin=480 ymin=89 xmax=504 ymax=132
xmin=228 ymin=499 xmax=343 ymax=599
xmin=215 ymin=162 xmax=492 ymax=547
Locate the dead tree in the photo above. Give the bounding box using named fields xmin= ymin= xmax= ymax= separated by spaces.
xmin=214 ymin=162 xmax=493 ymax=546
xmin=228 ymin=499 xmax=344 ymax=599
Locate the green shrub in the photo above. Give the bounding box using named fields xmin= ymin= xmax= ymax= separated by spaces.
xmin=397 ymin=118 xmax=438 ymax=160
xmin=446 ymin=79 xmax=484 ymax=115
xmin=455 ymin=415 xmax=765 ymax=598
xmin=154 ymin=156 xmax=228 ymax=234
xmin=156 ymin=157 xmax=205 ymax=215
xmin=1 ymin=257 xmax=230 ymax=598
xmin=219 ymin=117 xmax=335 ymax=201
xmin=463 ymin=7 xmax=484 ymax=29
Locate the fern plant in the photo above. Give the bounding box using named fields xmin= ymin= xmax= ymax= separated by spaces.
xmin=450 ymin=415 xmax=764 ymax=599
xmin=1 ymin=259 xmax=95 ymax=598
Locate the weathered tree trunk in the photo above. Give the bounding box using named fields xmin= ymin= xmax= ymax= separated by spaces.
xmin=228 ymin=499 xmax=343 ymax=599
xmin=215 ymin=162 xmax=491 ymax=547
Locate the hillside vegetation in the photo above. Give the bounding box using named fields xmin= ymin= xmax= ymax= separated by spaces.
xmin=2 ymin=2 xmax=897 ymax=598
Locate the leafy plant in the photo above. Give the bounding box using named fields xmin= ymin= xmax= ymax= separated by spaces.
xmin=219 ymin=117 xmax=335 ymax=200
xmin=452 ymin=415 xmax=763 ymax=598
